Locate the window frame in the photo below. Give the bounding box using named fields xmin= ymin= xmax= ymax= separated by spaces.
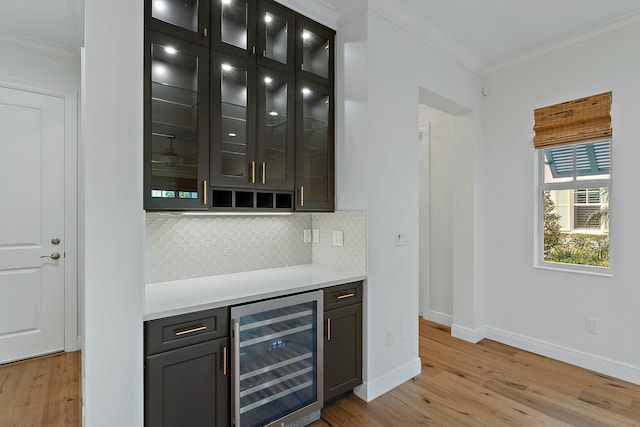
xmin=535 ymin=139 xmax=613 ymax=276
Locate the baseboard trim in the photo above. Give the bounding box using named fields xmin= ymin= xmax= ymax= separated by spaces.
xmin=451 ymin=323 xmax=486 ymax=344
xmin=353 ymin=357 xmax=422 ymax=402
xmin=429 ymin=310 xmax=453 ymax=326
xmin=485 ymin=326 xmax=640 ymax=386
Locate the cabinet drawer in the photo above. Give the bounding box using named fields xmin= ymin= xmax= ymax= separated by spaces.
xmin=324 ymin=281 xmax=362 ymax=311
xmin=145 ymin=307 xmax=229 ymax=356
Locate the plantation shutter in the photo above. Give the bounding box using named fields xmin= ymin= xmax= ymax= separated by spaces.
xmin=533 ymin=92 xmax=612 ymax=149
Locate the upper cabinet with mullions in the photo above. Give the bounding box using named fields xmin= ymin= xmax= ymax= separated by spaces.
xmin=213 ymin=0 xmax=296 ymax=73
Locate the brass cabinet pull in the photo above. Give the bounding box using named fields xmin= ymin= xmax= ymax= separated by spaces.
xmin=203 ymin=27 xmax=208 ymax=38
xmin=175 ymin=325 xmax=207 ymax=336
xmin=301 ymin=63 xmax=305 ymax=71
xmin=203 ymin=180 xmax=208 ymax=205
xmin=252 ymin=161 xmax=256 ymax=183
xmin=262 ymin=49 xmax=267 ymax=57
xmin=337 ymin=293 xmax=355 ymax=300
xmin=223 ymin=346 xmax=227 ymax=376
xmin=261 ymin=162 xmax=266 ymax=184
xmin=300 ymin=186 xmax=304 ymax=207
xmin=252 ymin=46 xmax=256 ymax=55
xmin=327 ymin=318 xmax=331 ymax=341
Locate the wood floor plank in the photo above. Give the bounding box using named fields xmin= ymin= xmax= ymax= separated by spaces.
xmin=0 ymin=352 xmax=81 ymax=427
xmin=313 ymin=319 xmax=640 ymax=427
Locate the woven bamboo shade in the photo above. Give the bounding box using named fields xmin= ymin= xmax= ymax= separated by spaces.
xmin=533 ymin=92 xmax=612 ymax=149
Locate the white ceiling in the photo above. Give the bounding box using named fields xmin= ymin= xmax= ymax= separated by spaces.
xmin=2 ymin=0 xmax=640 ymax=70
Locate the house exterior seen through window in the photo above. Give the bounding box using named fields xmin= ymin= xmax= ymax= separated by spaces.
xmin=539 ymin=140 xmax=610 ymax=269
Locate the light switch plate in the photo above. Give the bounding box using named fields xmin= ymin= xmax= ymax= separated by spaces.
xmin=303 ymin=229 xmax=312 ymax=243
xmin=332 ymin=231 xmax=344 ymax=247
xmin=312 ymin=229 xmax=320 ymax=243
xmin=395 ymin=231 xmax=408 ymax=246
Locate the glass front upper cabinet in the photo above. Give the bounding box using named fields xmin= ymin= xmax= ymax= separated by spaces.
xmin=146 ymin=0 xmax=210 ymax=45
xmin=296 ymin=81 xmax=334 ymax=211
xmin=257 ymin=68 xmax=294 ymax=190
xmin=297 ymin=18 xmax=334 ymax=85
xmin=145 ymin=31 xmax=210 ymax=210
xmin=211 ymin=54 xmax=257 ymax=188
xmin=214 ymin=0 xmax=294 ymax=72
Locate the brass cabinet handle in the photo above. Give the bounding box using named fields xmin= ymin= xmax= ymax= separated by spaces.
xmin=252 ymin=46 xmax=256 ymax=55
xmin=203 ymin=27 xmax=208 ymax=38
xmin=301 ymin=63 xmax=305 ymax=71
xmin=251 ymin=161 xmax=256 ymax=184
xmin=262 ymin=49 xmax=267 ymax=57
xmin=175 ymin=325 xmax=207 ymax=336
xmin=300 ymin=186 xmax=304 ymax=207
xmin=223 ymin=346 xmax=227 ymax=376
xmin=327 ymin=318 xmax=331 ymax=341
xmin=337 ymin=293 xmax=355 ymax=300
xmin=261 ymin=162 xmax=266 ymax=184
xmin=203 ymin=180 xmax=207 ymax=205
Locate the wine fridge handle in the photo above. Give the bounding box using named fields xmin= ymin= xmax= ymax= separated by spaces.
xmin=232 ymin=319 xmax=241 ymax=426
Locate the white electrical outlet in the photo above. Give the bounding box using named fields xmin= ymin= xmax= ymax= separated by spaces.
xmin=395 ymin=231 xmax=408 ymax=246
xmin=332 ymin=230 xmax=344 ymax=247
xmin=303 ymin=229 xmax=311 ymax=243
xmin=586 ymin=317 xmax=599 ymax=334
xmin=312 ymin=229 xmax=320 ymax=243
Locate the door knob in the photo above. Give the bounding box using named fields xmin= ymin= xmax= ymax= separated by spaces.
xmin=41 ymin=252 xmax=61 ymax=260
xmin=51 ymin=237 xmax=61 ymax=245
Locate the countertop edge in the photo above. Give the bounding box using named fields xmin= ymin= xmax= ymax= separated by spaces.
xmin=144 ymin=266 xmax=366 ymax=321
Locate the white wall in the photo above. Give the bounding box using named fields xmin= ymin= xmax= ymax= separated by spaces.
xmin=336 ymin=1 xmax=485 ymax=400
xmin=83 ymin=0 xmax=144 ymax=425
xmin=481 ymin=27 xmax=640 ymax=381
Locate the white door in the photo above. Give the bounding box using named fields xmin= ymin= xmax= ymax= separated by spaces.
xmin=0 ymin=86 xmax=65 ymax=364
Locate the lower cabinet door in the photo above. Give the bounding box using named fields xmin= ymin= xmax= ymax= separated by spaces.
xmin=145 ymin=337 xmax=229 ymax=427
xmin=324 ymin=304 xmax=362 ymax=402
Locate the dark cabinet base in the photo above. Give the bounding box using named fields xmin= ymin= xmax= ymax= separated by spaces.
xmin=145 ymin=337 xmax=229 ymax=427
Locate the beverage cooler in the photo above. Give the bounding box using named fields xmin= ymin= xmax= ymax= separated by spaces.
xmin=231 ymin=291 xmax=323 ymax=427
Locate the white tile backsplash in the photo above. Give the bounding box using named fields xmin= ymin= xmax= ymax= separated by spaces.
xmin=145 ymin=211 xmax=366 ymax=283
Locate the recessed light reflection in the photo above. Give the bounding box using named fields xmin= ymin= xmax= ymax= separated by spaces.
xmin=269 ymin=111 xmax=278 ymax=116
xmin=229 ymin=133 xmax=237 ymax=137
xmin=153 ymin=0 xmax=167 ymax=12
xmin=221 ymin=0 xmax=231 ymax=5
xmin=164 ymin=46 xmax=177 ymax=55
xmin=264 ymin=76 xmax=273 ymax=84
xmin=302 ymin=88 xmax=311 ymax=95
xmin=302 ymin=31 xmax=311 ymax=40
xmin=265 ymin=14 xmax=272 ymax=23
xmin=222 ymin=64 xmax=233 ymax=71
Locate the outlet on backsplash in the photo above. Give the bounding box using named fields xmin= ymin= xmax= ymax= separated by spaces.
xmin=145 ymin=211 xmax=366 ymax=283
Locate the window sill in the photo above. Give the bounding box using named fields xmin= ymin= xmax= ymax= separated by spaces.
xmin=535 ymin=262 xmax=613 ymax=278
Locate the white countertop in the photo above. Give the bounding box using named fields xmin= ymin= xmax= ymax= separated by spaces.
xmin=144 ymin=264 xmax=366 ymax=321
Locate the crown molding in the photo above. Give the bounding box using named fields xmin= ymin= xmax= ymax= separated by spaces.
xmin=0 ymin=31 xmax=80 ymax=62
xmin=367 ymin=0 xmax=485 ymax=75
xmin=486 ymin=9 xmax=640 ymax=76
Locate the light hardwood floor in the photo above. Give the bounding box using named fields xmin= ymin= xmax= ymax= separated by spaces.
xmin=0 ymin=351 xmax=80 ymax=427
xmin=2 ymin=321 xmax=640 ymax=427
xmin=312 ymin=320 xmax=640 ymax=427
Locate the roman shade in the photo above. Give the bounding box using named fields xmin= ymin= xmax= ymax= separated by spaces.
xmin=533 ymin=91 xmax=612 ymax=149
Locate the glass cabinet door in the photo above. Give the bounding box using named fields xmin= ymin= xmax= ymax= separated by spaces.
xmin=212 ymin=54 xmax=257 ymax=187
xmin=256 ymin=2 xmax=295 ymax=73
xmin=214 ymin=0 xmax=257 ymax=57
xmin=145 ymin=31 xmax=210 ymax=210
xmin=146 ymin=0 xmax=210 ymax=45
xmin=296 ymin=81 xmax=334 ymax=211
xmin=297 ymin=19 xmax=334 ymax=85
xmin=257 ymin=68 xmax=294 ymax=190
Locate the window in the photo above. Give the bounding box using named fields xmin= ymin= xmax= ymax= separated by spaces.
xmin=533 ymin=92 xmax=612 ymax=272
